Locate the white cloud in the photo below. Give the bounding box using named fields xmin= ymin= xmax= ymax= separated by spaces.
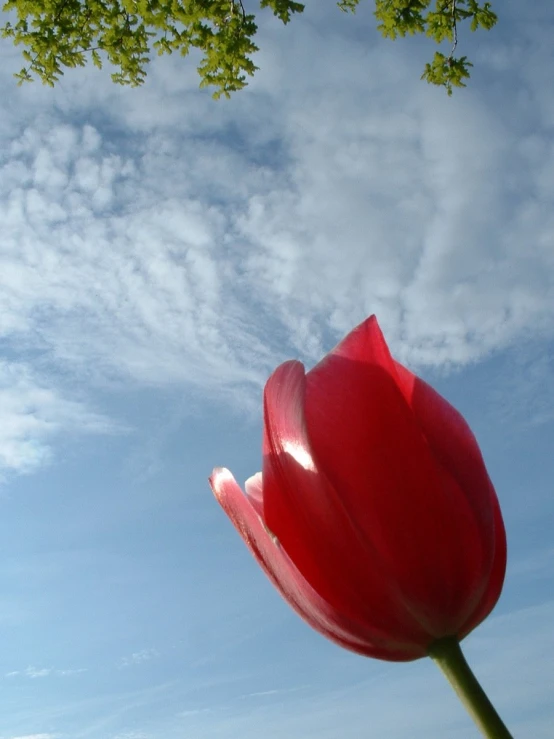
xmin=6 ymin=666 xmax=87 ymax=679
xmin=237 ymin=78 xmax=554 ymax=368
xmin=56 ymin=668 xmax=88 ymax=677
xmin=177 ymin=708 xmax=216 ymax=718
xmin=9 ymin=735 xmax=57 ymax=739
xmin=118 ymin=649 xmax=159 ymax=668
xmin=0 ymin=360 xmax=119 ymax=476
xmin=237 ymin=686 xmax=310 ymax=700
xmin=2 ymin=55 xmax=553 ymax=391
xmin=0 ymin=118 xmax=272 ymax=397
xmin=0 ymin=0 xmax=552 ymax=482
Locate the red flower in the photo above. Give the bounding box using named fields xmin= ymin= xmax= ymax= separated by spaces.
xmin=210 ymin=316 xmax=506 ymax=661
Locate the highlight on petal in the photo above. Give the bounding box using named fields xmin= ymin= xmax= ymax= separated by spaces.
xmin=301 ymin=317 xmax=491 ymax=635
xmin=281 ymin=440 xmax=316 ymax=472
xmin=209 ymin=467 xmax=424 ymax=661
xmin=261 ymin=361 xmax=434 ymax=647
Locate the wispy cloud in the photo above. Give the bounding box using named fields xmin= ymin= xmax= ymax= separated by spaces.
xmin=1 ymin=36 xmax=552 ymax=390
xmin=6 ymin=666 xmax=87 ymax=679
xmin=118 ymin=649 xmax=159 ymax=669
xmin=0 ymin=360 xmax=122 ymax=477
xmin=0 ymin=95 xmax=552 ymax=482
xmin=0 ymin=117 xmax=271 ymax=392
xmin=0 ymin=5 xmax=553 ymax=482
xmin=176 ymin=708 xmax=216 ymax=718
xmin=237 ymin=685 xmax=310 ymax=701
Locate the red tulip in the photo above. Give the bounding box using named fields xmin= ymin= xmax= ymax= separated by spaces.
xmin=209 ymin=315 xmax=506 ymax=662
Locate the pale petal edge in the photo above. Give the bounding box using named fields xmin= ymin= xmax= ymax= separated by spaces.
xmin=209 ymin=467 xmax=423 ymax=661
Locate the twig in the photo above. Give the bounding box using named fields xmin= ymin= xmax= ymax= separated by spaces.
xmin=448 ymin=0 xmax=458 ymax=62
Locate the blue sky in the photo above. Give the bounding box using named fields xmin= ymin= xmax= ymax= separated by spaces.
xmin=0 ymin=1 xmax=553 ymax=737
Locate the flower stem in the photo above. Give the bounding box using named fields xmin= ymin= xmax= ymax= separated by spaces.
xmin=428 ymin=637 xmax=513 ymax=738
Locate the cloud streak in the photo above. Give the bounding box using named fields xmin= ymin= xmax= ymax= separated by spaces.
xmin=6 ymin=666 xmax=87 ymax=679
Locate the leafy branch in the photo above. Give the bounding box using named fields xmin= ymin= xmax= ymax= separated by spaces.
xmin=1 ymin=0 xmax=497 ymax=97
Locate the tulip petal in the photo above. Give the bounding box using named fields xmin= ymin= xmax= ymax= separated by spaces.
xmin=302 ymin=316 xmax=492 ymax=635
xmin=245 ymin=472 xmax=264 ymax=517
xmin=210 ymin=467 xmax=423 ymax=660
xmin=261 ymin=361 xmax=433 ymax=645
xmin=392 ymin=358 xmax=507 ymax=632
xmin=460 ymin=496 xmax=507 ymax=637
xmin=392 ymin=358 xmax=499 ymax=534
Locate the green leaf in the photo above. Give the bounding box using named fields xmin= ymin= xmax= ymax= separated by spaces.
xmin=1 ymin=0 xmax=497 ymax=96
xmin=421 ymin=51 xmax=473 ymax=95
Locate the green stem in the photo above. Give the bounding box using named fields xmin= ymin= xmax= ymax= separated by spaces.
xmin=428 ymin=637 xmax=513 ymax=738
